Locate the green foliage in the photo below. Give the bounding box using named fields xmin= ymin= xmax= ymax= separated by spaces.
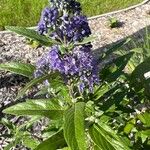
xmin=22 ymin=132 xmax=40 ymax=149
xmin=2 ymin=37 xmax=150 ymax=149
xmin=3 ymin=99 xmax=64 ymax=119
xmin=64 ymin=102 xmax=86 ymax=150
xmin=1 ymin=117 xmax=40 ymax=150
xmin=1 ymin=10 xmax=150 ymax=150
xmin=104 ymin=38 xmax=131 ymax=57
xmin=5 ymin=26 xmax=60 ymax=46
xmin=16 ymin=74 xmax=52 ymax=99
xmin=0 ymin=62 xmax=35 ymax=78
xmin=35 ymin=130 xmax=66 ymax=150
xmin=75 ymin=36 xmax=96 ymax=46
xmin=89 ymin=122 xmax=131 ymax=150
xmin=131 ymin=57 xmax=150 ymax=97
xmin=108 ymin=17 xmax=120 ymax=28
xmin=137 ymin=112 xmax=150 ymax=127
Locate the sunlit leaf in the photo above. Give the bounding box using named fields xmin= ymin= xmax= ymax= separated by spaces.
xmin=124 ymin=119 xmax=136 ymax=134
xmin=5 ymin=26 xmax=60 ymax=46
xmin=3 ymin=99 xmax=64 ymax=119
xmin=0 ymin=62 xmax=35 ymax=78
xmin=23 ymin=134 xmax=40 ymax=149
xmin=64 ymin=102 xmax=86 ymax=150
xmin=89 ymin=122 xmax=131 ymax=150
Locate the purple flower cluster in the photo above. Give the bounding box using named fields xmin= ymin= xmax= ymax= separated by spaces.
xmin=58 ymin=15 xmax=91 ymax=42
xmin=35 ymin=45 xmax=99 ymax=92
xmin=35 ymin=0 xmax=100 ymax=92
xmin=49 ymin=0 xmax=81 ymax=14
xmin=38 ymin=0 xmax=91 ymax=43
xmin=38 ymin=7 xmax=59 ymax=34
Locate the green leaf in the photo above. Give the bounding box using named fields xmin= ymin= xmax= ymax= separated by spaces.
xmin=75 ymin=36 xmax=96 ymax=45
xmin=23 ymin=134 xmax=40 ymax=149
xmin=34 ymin=130 xmax=66 ymax=150
xmin=25 ymin=116 xmax=43 ymax=129
xmin=106 ymin=52 xmax=134 ymax=82
xmin=0 ymin=62 xmax=35 ymax=78
xmin=61 ymin=147 xmax=71 ymax=150
xmin=16 ymin=74 xmax=50 ymax=99
xmin=135 ymin=130 xmax=150 ymax=143
xmin=124 ymin=119 xmax=136 ymax=134
xmin=89 ymin=122 xmax=131 ymax=150
xmin=4 ymin=141 xmax=16 ymax=150
xmin=3 ymin=99 xmax=64 ymax=119
xmin=64 ymin=102 xmax=86 ymax=150
xmin=137 ymin=112 xmax=150 ymax=127
xmin=94 ymin=84 xmax=109 ymax=100
xmin=0 ymin=118 xmax=15 ymax=130
xmin=94 ymin=145 xmax=103 ymax=150
xmin=34 ymin=86 xmax=49 ymax=97
xmin=131 ymin=57 xmax=150 ymax=96
xmin=105 ymin=38 xmax=131 ymax=57
xmin=140 ymin=133 xmax=148 ymax=143
xmin=5 ymin=26 xmax=60 ymax=46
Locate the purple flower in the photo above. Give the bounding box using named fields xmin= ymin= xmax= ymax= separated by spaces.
xmin=35 ymin=0 xmax=100 ymax=92
xmin=59 ymin=15 xmax=91 ymax=42
xmin=38 ymin=0 xmax=91 ymax=44
xmin=49 ymin=0 xmax=81 ymax=14
xmin=38 ymin=7 xmax=59 ymax=34
xmin=35 ymin=45 xmax=99 ymax=92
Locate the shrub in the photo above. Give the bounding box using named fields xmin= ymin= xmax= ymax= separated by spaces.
xmin=0 ymin=0 xmax=150 ymax=150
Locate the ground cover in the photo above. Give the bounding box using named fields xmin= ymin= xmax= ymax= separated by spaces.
xmin=0 ymin=0 xmax=143 ymax=30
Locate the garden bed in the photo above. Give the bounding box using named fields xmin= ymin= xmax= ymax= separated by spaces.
xmin=0 ymin=0 xmax=150 ymax=149
xmin=0 ymin=0 xmax=150 ymax=116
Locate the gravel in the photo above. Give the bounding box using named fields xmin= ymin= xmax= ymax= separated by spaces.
xmin=0 ymin=1 xmax=150 ymax=149
xmin=89 ymin=1 xmax=150 ymax=50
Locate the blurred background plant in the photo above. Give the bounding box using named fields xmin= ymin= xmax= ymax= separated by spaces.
xmin=108 ymin=17 xmax=120 ymax=28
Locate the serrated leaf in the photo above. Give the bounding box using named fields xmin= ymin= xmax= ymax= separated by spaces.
xmin=5 ymin=26 xmax=60 ymax=46
xmin=34 ymin=130 xmax=66 ymax=150
xmin=64 ymin=102 xmax=86 ymax=150
xmin=0 ymin=62 xmax=35 ymax=78
xmin=3 ymin=99 xmax=64 ymax=119
xmin=89 ymin=122 xmax=131 ymax=150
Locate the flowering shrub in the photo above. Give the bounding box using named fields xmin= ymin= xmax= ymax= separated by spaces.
xmin=0 ymin=0 xmax=150 ymax=150
xmin=36 ymin=0 xmax=99 ymax=94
